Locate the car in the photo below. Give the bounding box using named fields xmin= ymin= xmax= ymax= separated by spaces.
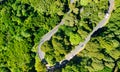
xmin=60 ymin=60 xmax=69 ymax=68
xmin=54 ymin=62 xmax=60 ymax=69
xmin=105 ymin=13 xmax=109 ymax=18
xmin=41 ymin=59 xmax=48 ymax=65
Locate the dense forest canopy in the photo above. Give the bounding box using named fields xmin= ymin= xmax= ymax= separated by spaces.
xmin=0 ymin=0 xmax=120 ymax=72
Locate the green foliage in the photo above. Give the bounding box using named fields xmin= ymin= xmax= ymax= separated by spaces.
xmin=103 ymin=56 xmax=114 ymax=62
xmin=41 ymin=41 xmax=52 ymax=52
xmin=105 ymin=62 xmax=115 ymax=69
xmin=0 ymin=0 xmax=120 ymax=72
xmin=77 ymin=29 xmax=88 ymax=39
xmin=80 ymin=0 xmax=90 ymax=6
xmin=6 ymin=40 xmax=32 ymax=71
xmin=91 ymin=58 xmax=104 ymax=71
xmin=109 ymin=50 xmax=120 ymax=60
xmin=0 ymin=0 xmax=61 ymax=71
xmin=1 ymin=6 xmax=12 ymax=25
xmin=64 ymin=13 xmax=75 ymax=26
xmin=21 ymin=0 xmax=30 ymax=4
xmin=98 ymin=66 xmax=112 ymax=72
xmin=69 ymin=32 xmax=81 ymax=45
xmin=52 ymin=38 xmax=66 ymax=55
xmin=117 ymin=60 xmax=120 ymax=69
xmin=85 ymin=41 xmax=99 ymax=52
xmin=30 ymin=0 xmax=63 ymax=15
xmin=62 ymin=65 xmax=79 ymax=72
xmin=35 ymin=55 xmax=46 ymax=72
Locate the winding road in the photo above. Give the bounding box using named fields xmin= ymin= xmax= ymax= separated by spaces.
xmin=38 ymin=0 xmax=114 ymax=67
xmin=38 ymin=20 xmax=64 ymax=60
xmin=64 ymin=0 xmax=114 ymax=61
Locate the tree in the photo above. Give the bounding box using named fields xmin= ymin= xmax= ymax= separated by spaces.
xmin=117 ymin=60 xmax=120 ymax=69
xmin=21 ymin=0 xmax=30 ymax=4
xmin=91 ymin=58 xmax=104 ymax=71
xmin=64 ymin=13 xmax=75 ymax=26
xmin=52 ymin=38 xmax=66 ymax=55
xmin=77 ymin=29 xmax=88 ymax=40
xmin=35 ymin=55 xmax=46 ymax=72
xmin=1 ymin=6 xmax=12 ymax=25
xmin=103 ymin=56 xmax=114 ymax=62
xmin=85 ymin=41 xmax=99 ymax=52
xmin=109 ymin=49 xmax=120 ymax=60
xmin=69 ymin=32 xmax=82 ymax=45
xmin=80 ymin=0 xmax=90 ymax=6
xmin=104 ymin=62 xmax=115 ymax=69
xmin=6 ymin=40 xmax=32 ymax=71
xmin=41 ymin=41 xmax=52 ymax=52
xmin=62 ymin=65 xmax=80 ymax=72
xmin=97 ymin=37 xmax=114 ymax=52
xmin=30 ymin=0 xmax=63 ymax=15
xmin=98 ymin=66 xmax=112 ymax=72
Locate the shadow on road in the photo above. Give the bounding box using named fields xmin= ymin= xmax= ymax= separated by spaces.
xmin=91 ymin=27 xmax=108 ymax=37
xmin=41 ymin=55 xmax=82 ymax=72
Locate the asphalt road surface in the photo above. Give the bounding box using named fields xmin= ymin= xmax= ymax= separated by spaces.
xmin=38 ymin=20 xmax=64 ymax=60
xmin=64 ymin=0 xmax=114 ymax=61
xmin=38 ymin=0 xmax=114 ymax=66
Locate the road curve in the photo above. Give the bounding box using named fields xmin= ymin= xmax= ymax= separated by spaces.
xmin=63 ymin=0 xmax=114 ymax=61
xmin=38 ymin=20 xmax=64 ymax=60
xmin=38 ymin=0 xmax=114 ymax=66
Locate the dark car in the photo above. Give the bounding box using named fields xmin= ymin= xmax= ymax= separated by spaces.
xmin=54 ymin=62 xmax=60 ymax=69
xmin=41 ymin=59 xmax=48 ymax=65
xmin=60 ymin=60 xmax=69 ymax=68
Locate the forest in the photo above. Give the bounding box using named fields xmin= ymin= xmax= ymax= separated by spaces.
xmin=0 ymin=0 xmax=120 ymax=72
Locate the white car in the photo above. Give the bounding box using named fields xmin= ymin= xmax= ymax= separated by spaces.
xmin=105 ymin=13 xmax=109 ymax=18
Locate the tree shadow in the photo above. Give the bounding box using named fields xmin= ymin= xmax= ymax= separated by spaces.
xmin=41 ymin=56 xmax=82 ymax=72
xmin=54 ymin=56 xmax=82 ymax=72
xmin=69 ymin=55 xmax=82 ymax=65
xmin=91 ymin=27 xmax=108 ymax=37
